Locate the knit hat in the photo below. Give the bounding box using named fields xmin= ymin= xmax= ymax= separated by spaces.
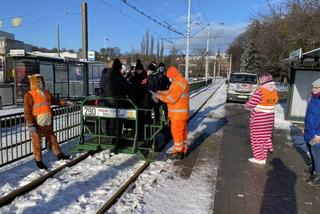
xmin=147 ymin=63 xmax=156 ymax=72
xmin=312 ymin=79 xmax=320 ymax=87
xmin=135 ymin=61 xmax=144 ymax=70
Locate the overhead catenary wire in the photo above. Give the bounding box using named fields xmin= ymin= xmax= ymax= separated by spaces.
xmin=98 ymin=0 xmax=165 ymax=39
xmin=0 ymin=4 xmax=80 ymax=21
xmin=129 ymin=0 xmax=175 ymax=30
xmin=0 ymin=12 xmax=81 ymax=30
xmin=183 ymin=0 xmax=206 ymax=29
xmin=195 ymin=0 xmax=210 ymax=24
xmin=117 ymin=0 xmax=184 ymax=36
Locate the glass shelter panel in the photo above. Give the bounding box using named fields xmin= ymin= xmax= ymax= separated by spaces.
xmin=54 ymin=62 xmax=68 ymax=98
xmin=69 ymin=64 xmax=84 ymax=97
xmin=14 ymin=60 xmax=38 ymax=103
xmin=39 ymin=62 xmax=54 ymax=93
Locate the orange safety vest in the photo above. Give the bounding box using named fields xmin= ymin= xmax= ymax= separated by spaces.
xmin=159 ymin=76 xmax=189 ymax=120
xmin=28 ymin=90 xmax=52 ymax=116
xmin=254 ymin=87 xmax=279 ymax=113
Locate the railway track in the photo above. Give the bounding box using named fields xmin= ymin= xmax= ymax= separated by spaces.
xmin=0 ymin=80 xmax=224 ymax=213
xmin=95 ymin=81 xmax=224 ymax=213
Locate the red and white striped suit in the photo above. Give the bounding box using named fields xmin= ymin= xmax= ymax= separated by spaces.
xmin=245 ymin=85 xmax=278 ymax=160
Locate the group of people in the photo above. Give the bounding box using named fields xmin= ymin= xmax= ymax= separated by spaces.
xmin=23 ymin=58 xmax=190 ymax=170
xmin=98 ymin=59 xmax=190 ymax=160
xmin=245 ymin=72 xmax=320 ymax=187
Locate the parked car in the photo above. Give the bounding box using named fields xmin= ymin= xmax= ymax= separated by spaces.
xmin=226 ymin=72 xmax=258 ymax=103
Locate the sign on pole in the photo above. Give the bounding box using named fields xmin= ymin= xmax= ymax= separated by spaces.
xmin=289 ymin=48 xmax=302 ymax=60
xmin=88 ymin=51 xmax=95 ymax=61
xmin=11 ymin=17 xmax=22 ymax=27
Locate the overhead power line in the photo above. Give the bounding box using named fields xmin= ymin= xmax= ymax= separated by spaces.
xmin=195 ymin=0 xmax=210 ymax=24
xmin=0 ymin=4 xmax=80 ymax=21
xmin=0 ymin=12 xmax=80 ymax=30
xmin=98 ymin=0 xmax=164 ymax=38
xmin=118 ymin=0 xmax=184 ymax=36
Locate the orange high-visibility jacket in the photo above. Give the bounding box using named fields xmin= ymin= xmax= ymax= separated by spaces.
xmin=254 ymin=87 xmax=279 ymax=113
xmin=158 ymin=67 xmax=189 ymax=120
xmin=28 ymin=90 xmax=52 ymax=116
xmin=24 ymin=74 xmax=66 ymax=127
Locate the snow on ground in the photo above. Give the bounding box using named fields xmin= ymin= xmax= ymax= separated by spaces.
xmin=110 ymin=81 xmax=227 ymax=214
xmin=0 ymin=106 xmax=23 ymax=116
xmin=0 ymin=79 xmax=293 ymax=214
xmin=274 ymin=102 xmax=291 ymax=130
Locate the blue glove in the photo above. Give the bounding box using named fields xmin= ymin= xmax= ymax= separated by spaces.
xmin=29 ymin=125 xmax=37 ymax=133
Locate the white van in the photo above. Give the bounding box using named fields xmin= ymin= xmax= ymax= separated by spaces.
xmin=226 ymin=72 xmax=258 ymax=103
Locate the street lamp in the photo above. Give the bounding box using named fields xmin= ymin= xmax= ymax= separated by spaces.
xmin=185 ymin=0 xmax=191 ymax=81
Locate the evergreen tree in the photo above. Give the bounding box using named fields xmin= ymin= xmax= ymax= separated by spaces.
xmin=240 ymin=40 xmax=263 ymax=73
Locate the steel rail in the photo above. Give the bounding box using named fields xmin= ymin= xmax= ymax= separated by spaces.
xmin=0 ymin=81 xmax=224 ymax=210
xmin=95 ymin=81 xmax=224 ymax=213
xmin=96 ymin=161 xmax=150 ymax=214
xmin=0 ymin=151 xmax=96 ymax=207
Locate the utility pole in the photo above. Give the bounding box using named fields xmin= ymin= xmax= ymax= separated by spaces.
xmin=185 ymin=0 xmax=191 ymax=81
xmin=213 ymin=60 xmax=216 ymax=83
xmin=228 ymin=54 xmax=232 ymax=78
xmin=81 ymin=2 xmax=88 ymax=96
xmin=205 ymin=25 xmax=210 ymax=85
xmin=57 ymin=23 xmax=60 ymax=57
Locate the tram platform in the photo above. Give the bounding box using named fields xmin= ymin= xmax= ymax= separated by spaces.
xmin=211 ymin=103 xmax=320 ymax=214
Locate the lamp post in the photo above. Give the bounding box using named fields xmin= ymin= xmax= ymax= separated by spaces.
xmin=185 ymin=0 xmax=191 ymax=81
xmin=205 ymin=25 xmax=210 ymax=84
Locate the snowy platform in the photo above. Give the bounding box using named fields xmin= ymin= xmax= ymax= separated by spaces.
xmin=2 ymin=81 xmax=317 ymax=213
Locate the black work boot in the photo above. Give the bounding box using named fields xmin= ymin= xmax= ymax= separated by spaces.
xmin=308 ymin=172 xmax=320 ymax=186
xmin=57 ymin=153 xmax=71 ymax=160
xmin=167 ymin=152 xmax=184 ymax=160
xmin=35 ymin=160 xmax=48 ymax=170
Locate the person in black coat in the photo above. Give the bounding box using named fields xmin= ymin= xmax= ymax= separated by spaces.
xmin=106 ymin=59 xmax=131 ymax=137
xmin=110 ymin=59 xmax=130 ymax=97
xmin=99 ymin=67 xmax=112 ymax=97
xmin=130 ymin=60 xmax=148 ymax=108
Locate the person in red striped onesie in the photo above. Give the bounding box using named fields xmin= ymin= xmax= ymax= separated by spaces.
xmin=245 ymin=72 xmax=279 ymax=165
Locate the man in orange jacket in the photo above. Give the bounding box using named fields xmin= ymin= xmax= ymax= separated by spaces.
xmin=24 ymin=74 xmax=73 ymax=170
xmin=156 ymin=66 xmax=189 ymax=160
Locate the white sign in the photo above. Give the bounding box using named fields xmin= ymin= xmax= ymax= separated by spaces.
xmin=11 ymin=17 xmax=22 ymax=27
xmin=10 ymin=49 xmax=25 ymax=56
xmin=289 ymin=48 xmax=302 ymax=60
xmin=88 ymin=51 xmax=95 ymax=61
xmin=82 ymin=106 xmax=137 ymax=119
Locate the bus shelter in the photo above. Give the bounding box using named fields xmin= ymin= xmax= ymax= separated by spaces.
xmin=8 ymin=52 xmax=105 ymax=104
xmin=284 ymin=48 xmax=320 ymax=121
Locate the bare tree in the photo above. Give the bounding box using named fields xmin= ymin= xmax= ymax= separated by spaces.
xmin=140 ymin=36 xmax=146 ymax=63
xmin=160 ymin=39 xmax=164 ymax=62
xmin=156 ymin=39 xmax=160 ymax=63
xmin=150 ymin=34 xmax=154 ymax=62
xmin=145 ymin=31 xmax=149 ymax=64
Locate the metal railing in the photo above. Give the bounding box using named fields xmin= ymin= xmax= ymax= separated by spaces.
xmin=0 ymin=105 xmax=81 ymax=167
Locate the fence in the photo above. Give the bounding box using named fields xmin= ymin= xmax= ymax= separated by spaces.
xmin=0 ymin=104 xmax=81 ymax=167
xmin=0 ymin=79 xmax=214 ymax=167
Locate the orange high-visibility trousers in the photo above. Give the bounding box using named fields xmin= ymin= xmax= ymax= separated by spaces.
xmin=170 ymin=120 xmax=188 ymax=153
xmin=31 ymin=125 xmax=61 ymax=161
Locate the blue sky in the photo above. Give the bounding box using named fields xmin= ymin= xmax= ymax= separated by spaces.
xmin=0 ymin=0 xmax=282 ymax=54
